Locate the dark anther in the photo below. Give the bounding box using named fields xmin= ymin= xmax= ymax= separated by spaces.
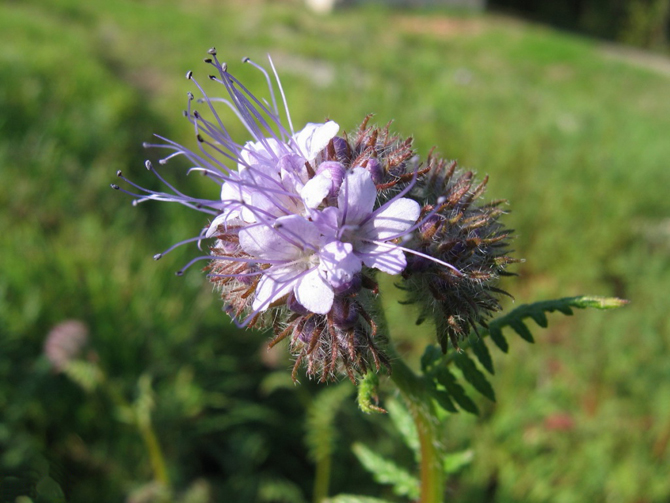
xmin=182 ymin=110 xmax=188 ymax=117
xmin=145 ymin=160 xmax=153 ymax=170
xmin=187 ymin=92 xmax=194 ymax=100
xmin=186 ymin=70 xmax=193 ymax=80
xmin=193 ymin=110 xmax=201 ymax=118
xmin=203 ymin=58 xmax=212 ymax=64
xmin=175 ymin=270 xmax=184 ymax=276
xmin=110 ymin=184 xmax=120 ymax=190
xmin=208 ymin=75 xmax=216 ymax=80
xmin=195 ymin=203 xmax=203 ymax=209
xmin=242 ymin=57 xmax=250 ymax=63
xmin=196 ymin=134 xmax=204 ymax=142
xmin=153 ymin=253 xmax=162 ymax=261
xmin=116 ymin=170 xmax=123 ymax=177
xmin=207 ymin=47 xmax=217 ymax=55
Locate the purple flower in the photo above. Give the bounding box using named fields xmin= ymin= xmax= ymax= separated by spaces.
xmin=314 ymin=167 xmax=421 ymax=274
xmin=115 ymin=49 xmax=515 ymax=381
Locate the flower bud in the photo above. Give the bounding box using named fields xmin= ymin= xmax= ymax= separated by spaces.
xmin=364 ymin=158 xmax=384 ymax=184
xmin=332 ymin=274 xmax=362 ymax=296
xmin=315 ymin=161 xmax=346 ymax=198
xmin=331 ymin=298 xmax=358 ymax=331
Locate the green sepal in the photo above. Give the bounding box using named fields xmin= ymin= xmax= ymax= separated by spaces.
xmin=357 ymin=371 xmax=386 ymax=414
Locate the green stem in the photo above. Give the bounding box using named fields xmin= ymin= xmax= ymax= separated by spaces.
xmin=388 ymin=349 xmax=445 ymax=503
xmin=312 ymin=451 xmax=332 ymax=503
xmin=372 ymin=287 xmax=444 ymax=503
xmin=105 ymin=382 xmax=170 ymax=487
xmin=138 ymin=421 xmax=170 ymax=487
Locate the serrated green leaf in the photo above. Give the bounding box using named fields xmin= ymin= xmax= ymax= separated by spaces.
xmin=453 ymin=353 xmax=496 ymax=402
xmin=420 ymin=345 xmax=443 ymax=372
xmin=510 ymin=319 xmax=534 ymax=343
xmin=488 ymin=324 xmax=509 ymax=353
xmin=556 ymin=304 xmax=574 ymax=315
xmin=571 ymin=296 xmax=629 ymax=309
xmin=307 ymin=382 xmax=353 ymax=462
xmin=470 ymin=336 xmax=494 ymax=374
xmin=351 ymin=443 xmax=420 ymax=500
xmin=435 ymin=368 xmax=479 ymax=415
xmin=528 ymin=310 xmax=548 ymax=328
xmin=443 ymin=449 xmax=474 ymax=474
xmin=431 ymin=389 xmax=458 ymax=413
xmin=325 ymin=495 xmax=394 ymax=503
xmin=386 ymin=398 xmax=420 ymax=457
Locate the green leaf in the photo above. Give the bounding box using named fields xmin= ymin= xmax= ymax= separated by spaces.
xmin=351 ymin=443 xmax=420 ymax=500
xmin=420 ymin=345 xmax=443 ymax=373
xmin=62 ymin=361 xmax=103 ymax=392
xmin=470 ymin=336 xmax=494 ymax=374
xmin=510 ymin=319 xmax=534 ymax=343
xmin=453 ymin=353 xmax=496 ymax=402
xmin=528 ymin=309 xmax=548 ymax=328
xmin=325 ymin=495 xmax=394 ymax=503
xmin=570 ymin=296 xmax=629 ymax=309
xmin=443 ymin=449 xmax=474 ymax=474
xmin=435 ymin=368 xmax=479 ymax=415
xmin=306 ymin=382 xmax=353 ymax=462
xmin=386 ymin=398 xmax=420 ymax=457
xmin=431 ymin=389 xmax=458 ymax=413
xmin=488 ymin=324 xmax=509 ymax=353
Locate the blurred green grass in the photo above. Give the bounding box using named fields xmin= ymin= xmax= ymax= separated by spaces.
xmin=1 ymin=0 xmax=669 ymax=502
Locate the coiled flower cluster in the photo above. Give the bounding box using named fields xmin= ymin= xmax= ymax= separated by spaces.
xmin=114 ymin=49 xmax=517 ymax=382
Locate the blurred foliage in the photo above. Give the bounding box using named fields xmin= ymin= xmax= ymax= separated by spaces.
xmin=1 ymin=0 xmax=669 ymax=502
xmin=488 ymin=0 xmax=670 ymax=50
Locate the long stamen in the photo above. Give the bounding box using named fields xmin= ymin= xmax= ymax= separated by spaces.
xmin=364 ymin=239 xmax=463 ymax=276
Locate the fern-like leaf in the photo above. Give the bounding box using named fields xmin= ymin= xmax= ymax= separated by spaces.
xmin=351 ymin=443 xmax=420 ymax=500
xmin=324 ymin=495 xmax=395 ymax=503
xmin=435 ymin=368 xmax=479 ymax=415
xmin=453 ymin=352 xmax=496 ymax=402
xmin=386 ymin=398 xmax=420 ymax=458
xmin=306 ymin=382 xmax=354 ymax=463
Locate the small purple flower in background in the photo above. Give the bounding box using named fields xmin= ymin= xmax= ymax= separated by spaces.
xmin=114 ymin=49 xmax=517 ymax=382
xmin=45 ymin=320 xmax=89 ymax=372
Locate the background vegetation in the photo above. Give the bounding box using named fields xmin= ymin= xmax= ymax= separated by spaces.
xmin=1 ymin=0 xmax=669 ymax=502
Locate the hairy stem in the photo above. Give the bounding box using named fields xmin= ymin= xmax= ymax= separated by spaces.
xmin=372 ymin=287 xmax=444 ymax=503
xmin=388 ymin=349 xmax=445 ymax=503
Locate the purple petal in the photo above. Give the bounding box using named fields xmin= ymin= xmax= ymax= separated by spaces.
xmin=295 ymin=268 xmax=334 ymax=314
xmin=337 ymin=167 xmax=376 ymax=226
xmin=239 ymin=215 xmax=320 ymax=260
xmin=359 ymin=243 xmax=407 ymax=275
xmin=253 ymin=268 xmax=300 ymax=311
xmin=319 ymin=241 xmax=362 ymax=289
xmin=362 ymin=197 xmax=420 ymax=241
xmin=293 ymin=121 xmax=339 ymax=161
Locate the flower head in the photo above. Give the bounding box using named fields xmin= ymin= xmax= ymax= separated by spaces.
xmin=115 ymin=50 xmax=517 ymax=382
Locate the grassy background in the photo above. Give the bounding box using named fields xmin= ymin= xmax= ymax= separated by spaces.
xmin=1 ymin=0 xmax=669 ymax=501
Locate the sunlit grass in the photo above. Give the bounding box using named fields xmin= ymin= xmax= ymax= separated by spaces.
xmin=2 ymin=0 xmax=669 ymax=501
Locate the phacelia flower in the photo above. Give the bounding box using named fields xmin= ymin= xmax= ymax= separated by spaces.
xmin=114 ymin=49 xmax=518 ymax=382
